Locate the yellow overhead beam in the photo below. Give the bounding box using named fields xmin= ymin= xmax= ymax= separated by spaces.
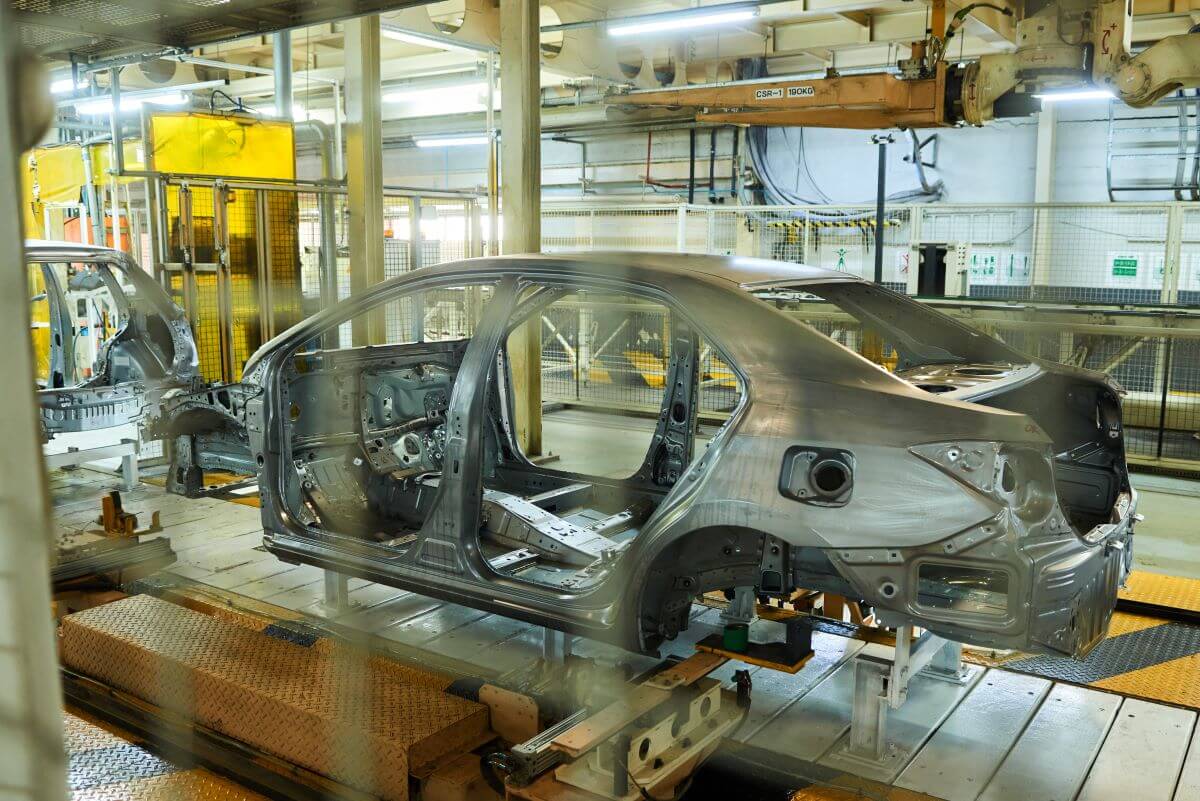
xmin=609 ymin=65 xmax=950 ymax=130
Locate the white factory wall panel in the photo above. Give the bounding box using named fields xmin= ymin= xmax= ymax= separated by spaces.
xmin=296 ymin=99 xmax=1192 ymax=205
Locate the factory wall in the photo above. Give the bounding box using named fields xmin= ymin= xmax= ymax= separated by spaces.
xmin=296 ymin=98 xmax=1169 ymax=205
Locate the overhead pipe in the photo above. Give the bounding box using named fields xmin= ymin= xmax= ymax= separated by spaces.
xmin=538 ymin=0 xmax=877 ymax=33
xmin=78 ymin=143 xmax=106 ymax=246
xmin=273 ymin=30 xmax=293 ymax=119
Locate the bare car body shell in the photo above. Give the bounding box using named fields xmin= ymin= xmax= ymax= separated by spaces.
xmin=164 ymin=252 xmax=1136 ymax=659
xmin=27 ymin=241 xmax=198 ymax=440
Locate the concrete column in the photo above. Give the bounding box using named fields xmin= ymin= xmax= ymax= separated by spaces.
xmin=1030 ymin=106 xmax=1056 ymax=293
xmin=500 ymin=0 xmax=543 ymax=454
xmin=0 ymin=21 xmax=68 ymax=800
xmin=1034 ymin=105 xmax=1056 ymax=203
xmin=344 ymin=15 xmax=385 ymax=345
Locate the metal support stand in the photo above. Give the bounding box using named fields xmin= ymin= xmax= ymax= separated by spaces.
xmin=542 ymin=628 xmax=572 ymax=664
xmin=322 ymin=570 xmax=350 ymax=614
xmin=44 ymin=438 xmax=140 ymax=491
xmin=840 ymin=626 xmax=969 ymax=768
xmin=719 ymin=586 xmax=757 ymax=626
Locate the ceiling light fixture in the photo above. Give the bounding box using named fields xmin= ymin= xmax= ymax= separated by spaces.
xmin=414 ymin=135 xmax=489 ymax=148
xmin=608 ymin=6 xmax=759 ymax=37
xmin=50 ymin=78 xmax=85 ymax=95
xmin=381 ymin=27 xmax=484 ymax=52
xmin=383 ymin=81 xmax=495 ymax=116
xmin=73 ymin=91 xmax=189 ymax=116
xmin=1033 ymin=88 xmax=1114 ymax=102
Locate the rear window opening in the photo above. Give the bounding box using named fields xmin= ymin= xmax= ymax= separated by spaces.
xmin=748 ymin=282 xmax=1030 ymax=395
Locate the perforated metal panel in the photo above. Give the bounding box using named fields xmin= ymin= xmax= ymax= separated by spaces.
xmin=16 ymin=0 xmax=435 ymax=61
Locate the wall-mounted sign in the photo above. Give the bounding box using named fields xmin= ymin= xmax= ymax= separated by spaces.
xmin=1111 ymin=256 xmax=1138 ymax=278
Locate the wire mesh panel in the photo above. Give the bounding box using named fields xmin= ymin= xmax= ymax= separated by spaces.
xmin=740 ymin=207 xmax=911 ymax=292
xmin=421 ymin=198 xmax=473 ymax=265
xmin=538 ymin=294 xmax=671 ymax=412
xmin=919 ymin=206 xmax=1035 ymax=300
xmin=162 ymin=184 xmax=223 ymax=379
xmin=980 ymin=324 xmax=1200 ymax=462
xmin=698 ymin=336 xmax=741 ymax=414
xmin=533 ymin=203 xmax=1190 ymax=306
xmin=1179 ymin=207 xmax=1200 ymax=306
xmin=297 ymin=192 xmax=325 ymax=304
xmin=262 ymin=190 xmax=304 ymax=338
xmin=1036 ymin=206 xmax=1168 ymax=304
xmin=224 ymin=188 xmax=259 ymax=374
xmin=542 ymin=207 xmax=681 ymax=252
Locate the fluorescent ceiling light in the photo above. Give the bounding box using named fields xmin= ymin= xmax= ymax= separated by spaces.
xmin=74 ymin=91 xmax=189 ymax=116
xmin=608 ymin=7 xmax=758 ymax=37
xmin=383 ymin=81 xmax=495 ymax=116
xmin=381 ymin=27 xmax=477 ymax=52
xmin=51 ymin=78 xmax=85 ymax=95
xmin=382 ymin=28 xmax=439 ymax=47
xmin=415 ymin=135 xmax=489 ymax=147
xmin=1034 ymin=88 xmax=1114 ymax=102
xmin=384 ymin=81 xmax=485 ymax=104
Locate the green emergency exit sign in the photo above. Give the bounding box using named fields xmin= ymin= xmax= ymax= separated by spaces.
xmin=1112 ymin=257 xmax=1138 ymax=277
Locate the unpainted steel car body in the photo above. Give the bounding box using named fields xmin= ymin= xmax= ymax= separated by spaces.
xmin=159 ymin=252 xmax=1136 ymax=659
xmin=26 ymin=241 xmax=199 ymax=440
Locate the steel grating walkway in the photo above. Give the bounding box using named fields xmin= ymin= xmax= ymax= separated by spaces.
xmin=48 ymin=464 xmax=1200 ymax=801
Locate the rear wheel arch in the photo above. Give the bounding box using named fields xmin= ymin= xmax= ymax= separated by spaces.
xmin=630 ymin=525 xmax=775 ymax=651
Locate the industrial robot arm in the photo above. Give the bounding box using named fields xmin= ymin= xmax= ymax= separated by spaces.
xmin=1111 ymin=33 xmax=1200 ymax=106
xmin=963 ymin=0 xmax=1200 ymax=122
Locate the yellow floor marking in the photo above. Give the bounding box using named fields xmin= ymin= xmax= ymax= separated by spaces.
xmin=624 ymin=349 xmax=666 ymax=388
xmin=1091 ymin=649 xmax=1200 ymax=710
xmin=1122 ymin=571 xmax=1200 ymax=615
xmin=1106 ymin=610 xmax=1166 ymax=638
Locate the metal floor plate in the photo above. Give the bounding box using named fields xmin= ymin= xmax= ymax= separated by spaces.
xmin=64 ymin=710 xmax=269 ymax=801
xmin=1121 ymin=570 xmax=1200 ymax=615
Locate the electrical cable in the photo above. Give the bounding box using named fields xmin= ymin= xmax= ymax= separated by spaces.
xmin=736 ymin=58 xmax=943 ymax=216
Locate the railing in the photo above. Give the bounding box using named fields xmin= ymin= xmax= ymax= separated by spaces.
xmin=153 ymin=176 xmax=480 ymax=382
xmin=541 ymin=201 xmax=1200 ymax=306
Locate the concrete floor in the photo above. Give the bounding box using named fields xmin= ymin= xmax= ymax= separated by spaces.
xmin=1129 ymin=472 xmax=1200 ymax=579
